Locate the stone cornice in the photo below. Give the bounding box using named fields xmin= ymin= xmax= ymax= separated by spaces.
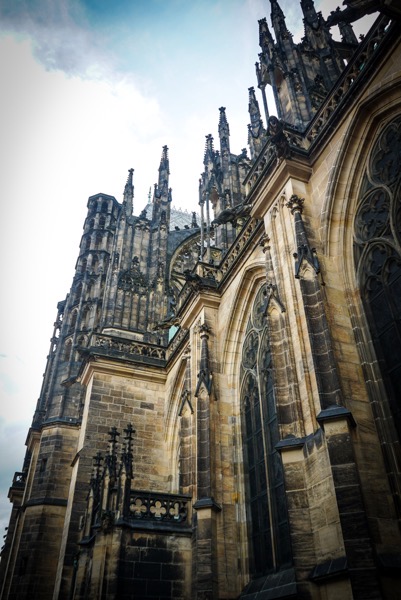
xmin=179 ymin=288 xmax=221 ymax=330
xmin=249 ymin=154 xmax=312 ymax=220
xmin=79 ymin=355 xmax=167 ymax=387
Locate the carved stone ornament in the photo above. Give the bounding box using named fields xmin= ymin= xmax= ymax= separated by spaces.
xmin=252 ymin=284 xmax=268 ymax=330
xmin=100 ymin=510 xmax=114 ymax=533
xmin=267 ymin=116 xmax=291 ymax=159
xmin=118 ymin=257 xmax=148 ymax=292
xmin=354 ymin=188 xmax=390 ymax=243
xmin=242 ymin=330 xmax=259 ymax=370
xmin=370 ymin=115 xmax=401 ymax=186
xmin=286 ymin=195 xmax=305 ymax=214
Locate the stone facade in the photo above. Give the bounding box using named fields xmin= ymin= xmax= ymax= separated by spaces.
xmin=1 ymin=1 xmax=401 ymax=599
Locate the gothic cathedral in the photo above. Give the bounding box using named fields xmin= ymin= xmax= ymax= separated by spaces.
xmin=1 ymin=1 xmax=401 ymax=599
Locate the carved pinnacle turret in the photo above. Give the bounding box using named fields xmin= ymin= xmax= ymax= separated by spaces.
xmin=195 ymin=323 xmax=212 ymax=396
xmin=123 ymin=168 xmax=134 ymax=216
xmin=203 ymin=134 xmax=216 ymax=167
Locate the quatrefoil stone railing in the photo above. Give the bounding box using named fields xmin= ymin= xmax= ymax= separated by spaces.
xmin=128 ymin=490 xmax=191 ymax=525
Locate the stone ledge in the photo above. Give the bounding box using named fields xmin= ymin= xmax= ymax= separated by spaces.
xmin=25 ymin=497 xmax=68 ymax=508
xmin=193 ymin=497 xmax=222 ymax=512
xmin=239 ymin=567 xmax=297 ymax=599
xmin=275 ymin=436 xmax=306 ymax=451
xmin=317 ymin=405 xmax=356 ymax=429
xmin=309 ymin=556 xmax=348 ymax=583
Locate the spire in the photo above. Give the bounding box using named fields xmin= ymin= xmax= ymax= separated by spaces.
xmin=270 ymin=0 xmax=291 ymax=39
xmin=203 ymin=134 xmax=216 ymax=167
xmin=123 ymin=168 xmax=134 ymax=216
xmin=259 ymin=17 xmax=274 ymax=51
xmin=195 ymin=324 xmax=212 ymax=396
xmin=248 ymin=87 xmax=262 ymax=128
xmin=247 ymin=87 xmax=267 ymax=159
xmin=218 ymin=107 xmax=230 ymax=158
xmin=152 ymin=145 xmax=170 ymax=222
xmin=338 ymin=19 xmax=358 ymax=45
xmin=158 ymin=145 xmax=169 ymax=175
xmin=256 ymin=18 xmax=274 ymax=123
xmin=157 ymin=145 xmax=170 ymax=194
xmin=300 ymin=0 xmax=320 ymax=28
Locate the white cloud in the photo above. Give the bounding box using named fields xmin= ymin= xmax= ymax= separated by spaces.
xmin=0 ymin=0 xmax=113 ymax=77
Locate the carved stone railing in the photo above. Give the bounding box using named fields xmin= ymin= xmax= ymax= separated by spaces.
xmin=219 ymin=218 xmax=263 ymax=279
xmin=244 ymin=124 xmax=306 ymax=196
xmin=175 ymin=262 xmax=220 ymax=314
xmin=307 ymin=15 xmax=392 ymax=143
xmin=195 ymin=262 xmax=222 ymax=283
xmin=244 ymin=138 xmax=277 ymax=195
xmin=91 ymin=334 xmax=166 ymax=361
xmin=128 ymin=490 xmax=191 ymax=526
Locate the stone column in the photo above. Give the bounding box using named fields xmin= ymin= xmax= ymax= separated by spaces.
xmin=286 ymin=195 xmax=383 ymax=599
xmin=193 ymin=324 xmax=220 ymax=599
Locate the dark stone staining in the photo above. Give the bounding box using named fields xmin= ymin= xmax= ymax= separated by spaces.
xmin=118 ymin=534 xmax=187 ymax=600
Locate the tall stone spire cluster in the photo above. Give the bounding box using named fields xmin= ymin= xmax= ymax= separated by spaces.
xmin=2 ymin=1 xmax=401 ymax=599
xmin=256 ymin=0 xmax=358 ymax=128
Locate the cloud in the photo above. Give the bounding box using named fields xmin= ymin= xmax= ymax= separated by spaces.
xmin=0 ymin=0 xmax=114 ymax=78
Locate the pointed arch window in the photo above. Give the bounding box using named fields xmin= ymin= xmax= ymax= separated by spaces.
xmin=240 ymin=284 xmax=292 ymax=577
xmin=354 ymin=114 xmax=401 ymax=437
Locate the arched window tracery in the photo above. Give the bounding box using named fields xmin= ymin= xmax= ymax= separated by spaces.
xmin=354 ymin=114 xmax=401 ymax=437
xmin=240 ymin=283 xmax=292 ymax=577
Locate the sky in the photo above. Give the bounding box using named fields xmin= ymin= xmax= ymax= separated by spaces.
xmin=0 ymin=0 xmax=377 ymax=539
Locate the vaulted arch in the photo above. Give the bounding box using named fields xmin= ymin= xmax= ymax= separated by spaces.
xmin=321 ymin=85 xmax=401 ymax=513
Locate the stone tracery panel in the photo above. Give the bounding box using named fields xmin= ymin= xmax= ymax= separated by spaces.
xmin=240 ymin=284 xmax=292 ymax=577
xmin=354 ymin=114 xmax=401 ymax=438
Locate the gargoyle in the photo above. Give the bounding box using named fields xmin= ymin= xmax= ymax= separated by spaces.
xmin=212 ymin=202 xmax=253 ymax=226
xmin=267 ymin=116 xmax=291 ymax=159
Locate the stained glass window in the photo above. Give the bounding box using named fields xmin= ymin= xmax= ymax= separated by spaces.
xmin=240 ymin=284 xmax=292 ymax=576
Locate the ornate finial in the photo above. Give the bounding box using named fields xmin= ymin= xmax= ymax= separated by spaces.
xmin=90 ymin=451 xmax=103 ymax=489
xmin=286 ymin=194 xmax=305 ymax=214
xmin=218 ymin=107 xmax=230 ymax=151
xmin=123 ymin=168 xmax=134 ymax=215
xmin=204 ymin=134 xmax=215 ymax=165
xmin=260 ymin=233 xmax=271 ymax=253
xmin=248 ymin=87 xmax=265 ymax=149
xmin=158 ymin=145 xmax=170 ymax=179
xmin=195 ymin=323 xmax=212 ymax=396
xmin=248 ymin=87 xmax=262 ymax=123
xmin=124 ymin=423 xmax=135 ymax=440
xmin=199 ymin=322 xmax=211 ymax=338
xmin=108 ymin=426 xmax=119 ymax=444
xmin=218 ymin=106 xmax=229 ymax=128
xmin=93 ymin=451 xmax=103 ymax=468
xmin=160 ymin=145 xmax=168 ymax=163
